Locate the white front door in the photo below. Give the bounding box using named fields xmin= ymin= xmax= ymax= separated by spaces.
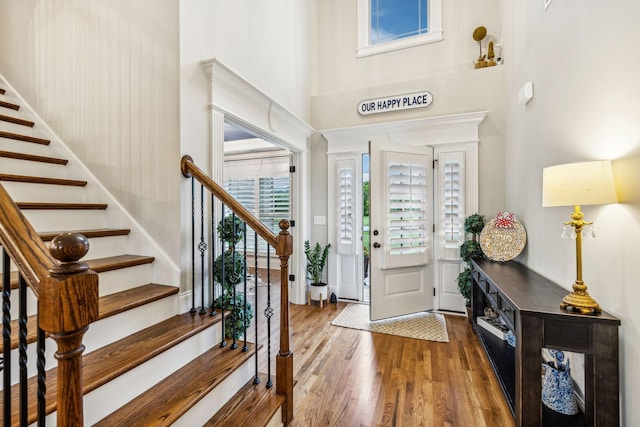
xmin=369 ymin=141 xmax=434 ymax=321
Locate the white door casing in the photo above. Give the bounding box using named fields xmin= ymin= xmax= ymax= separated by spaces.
xmin=369 ymin=141 xmax=434 ymax=321
xmin=322 ymin=111 xmax=486 ymax=313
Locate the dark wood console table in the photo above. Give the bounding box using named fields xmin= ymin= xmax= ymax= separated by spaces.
xmin=470 ymin=259 xmax=620 ymax=426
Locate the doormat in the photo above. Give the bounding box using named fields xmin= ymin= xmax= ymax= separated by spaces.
xmin=331 ymin=303 xmax=449 ymax=343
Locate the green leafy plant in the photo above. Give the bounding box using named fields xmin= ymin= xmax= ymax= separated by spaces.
xmin=457 ymin=213 xmax=486 ymax=307
xmin=304 ymin=240 xmax=331 ymax=285
xmin=464 ymin=213 xmax=486 ymax=235
xmin=460 ymin=240 xmax=484 ymax=263
xmin=213 ymin=292 xmax=254 ymax=339
xmin=456 ymin=267 xmax=473 ymax=307
xmin=217 ymin=215 xmax=245 ymax=247
xmin=213 ymin=215 xmax=253 ymax=339
xmin=213 ymin=250 xmax=247 ymax=287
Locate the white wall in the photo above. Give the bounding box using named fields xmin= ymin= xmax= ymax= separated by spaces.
xmin=0 ymin=0 xmax=182 ymax=262
xmin=312 ymin=0 xmax=506 ymax=219
xmin=501 ymin=0 xmax=640 ymax=423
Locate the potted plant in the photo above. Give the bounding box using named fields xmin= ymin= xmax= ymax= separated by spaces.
xmin=304 ymin=240 xmax=331 ymax=305
xmin=457 ymin=214 xmax=486 ymax=318
xmin=212 ymin=215 xmax=254 ymax=339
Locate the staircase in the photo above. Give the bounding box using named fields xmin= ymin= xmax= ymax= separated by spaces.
xmin=0 ymin=78 xmax=288 ymax=425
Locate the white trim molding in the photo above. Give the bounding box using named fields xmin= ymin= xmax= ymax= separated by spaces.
xmin=200 ymin=58 xmax=315 ymax=153
xmin=322 ymin=111 xmax=488 ymax=154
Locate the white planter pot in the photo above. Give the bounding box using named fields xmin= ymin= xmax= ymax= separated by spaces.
xmin=308 ymin=283 xmax=329 ymax=307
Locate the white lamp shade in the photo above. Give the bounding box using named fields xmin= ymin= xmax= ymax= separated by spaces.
xmin=542 ymin=160 xmax=618 ymax=207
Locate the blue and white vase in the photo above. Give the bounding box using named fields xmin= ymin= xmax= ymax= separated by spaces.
xmin=541 ymin=349 xmax=578 ymax=416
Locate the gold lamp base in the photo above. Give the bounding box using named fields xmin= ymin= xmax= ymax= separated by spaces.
xmin=560 ymin=280 xmax=601 ymax=315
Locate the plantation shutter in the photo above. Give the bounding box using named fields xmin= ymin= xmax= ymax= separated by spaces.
xmin=224 ymin=179 xmax=257 ymax=252
xmin=336 ymin=159 xmax=356 ymax=254
xmin=440 ymin=152 xmax=465 ymax=248
xmin=383 ymin=151 xmax=430 ymax=269
xmin=224 ymin=176 xmax=290 ymax=254
xmin=258 ymin=176 xmax=291 ymax=253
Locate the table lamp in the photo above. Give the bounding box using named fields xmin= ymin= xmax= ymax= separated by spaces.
xmin=542 ymin=160 xmax=618 ymax=314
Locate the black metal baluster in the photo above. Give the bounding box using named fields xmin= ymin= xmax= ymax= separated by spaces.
xmin=219 ymin=204 xmax=227 ymax=348
xmin=210 ymin=194 xmax=217 ymax=317
xmin=253 ymin=232 xmax=260 ymax=385
xmin=242 ymin=222 xmax=249 ymax=352
xmin=2 ymin=249 xmax=12 ymax=426
xmin=198 ymin=184 xmax=207 ymax=315
xmin=19 ymin=275 xmax=28 ymax=426
xmin=265 ymin=249 xmax=273 ymax=388
xmin=190 ymin=176 xmax=196 ymax=313
xmin=231 ymin=212 xmax=238 ymax=350
xmin=37 ymin=325 xmax=46 ymax=426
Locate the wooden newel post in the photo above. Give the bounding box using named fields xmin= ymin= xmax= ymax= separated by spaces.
xmin=275 ymin=220 xmax=294 ymax=425
xmin=39 ymin=233 xmax=99 ymax=426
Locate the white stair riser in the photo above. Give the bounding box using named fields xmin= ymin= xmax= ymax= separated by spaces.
xmin=173 ymin=356 xmax=256 ymax=427
xmin=82 ymin=324 xmax=225 ymax=426
xmin=0 ymin=138 xmax=53 ymax=157
xmin=83 ymin=295 xmax=179 ymax=354
xmin=0 ymin=121 xmax=48 ymax=139
xmin=22 ymin=209 xmax=108 ymax=232
xmin=2 ymin=181 xmax=88 ymax=203
xmin=49 ymin=235 xmax=130 ymax=261
xmin=97 ymin=264 xmax=154 ymax=296
xmin=1 ymin=295 xmax=178 ymax=388
xmin=0 ymin=158 xmax=70 ymax=180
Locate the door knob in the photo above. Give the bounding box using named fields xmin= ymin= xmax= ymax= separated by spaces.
xmin=373 ymin=242 xmax=381 ymax=248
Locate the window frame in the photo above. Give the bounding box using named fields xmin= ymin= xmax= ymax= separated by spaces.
xmin=357 ymin=0 xmax=443 ymax=58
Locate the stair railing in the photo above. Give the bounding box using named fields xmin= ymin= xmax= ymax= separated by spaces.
xmin=0 ymin=183 xmax=99 ymax=426
xmin=181 ymin=155 xmax=294 ymax=425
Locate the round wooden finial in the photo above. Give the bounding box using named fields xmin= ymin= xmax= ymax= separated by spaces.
xmin=279 ymin=219 xmax=290 ymax=234
xmin=49 ymin=233 xmax=90 ymax=274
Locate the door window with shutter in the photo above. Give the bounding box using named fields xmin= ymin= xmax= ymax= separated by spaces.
xmin=382 ymin=151 xmax=431 ymax=269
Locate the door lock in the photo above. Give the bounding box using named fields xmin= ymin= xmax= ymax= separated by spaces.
xmin=373 ymin=242 xmax=381 ymax=248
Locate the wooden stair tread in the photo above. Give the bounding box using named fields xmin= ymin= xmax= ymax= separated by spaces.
xmin=0 ymin=254 xmax=153 ymax=289
xmin=16 ymin=201 xmax=108 ymax=210
xmin=0 ymin=312 xmax=224 ymax=425
xmin=94 ymin=342 xmax=257 ymax=427
xmin=205 ymin=374 xmax=285 ymax=427
xmin=0 ymin=114 xmax=34 ymax=127
xmin=87 ymin=254 xmax=155 ymax=272
xmin=38 ymin=227 xmax=130 ymax=241
xmin=0 ymin=100 xmax=19 ymax=111
xmin=0 ymin=284 xmax=178 ymax=352
xmin=0 ymin=130 xmax=48 ymax=145
xmin=0 ymin=150 xmax=67 ymax=164
xmin=0 ymin=173 xmax=86 ymax=187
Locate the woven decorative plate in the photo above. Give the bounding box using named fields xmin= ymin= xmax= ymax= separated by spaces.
xmin=479 ymin=218 xmax=527 ymax=262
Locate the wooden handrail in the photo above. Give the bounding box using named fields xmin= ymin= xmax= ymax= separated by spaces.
xmin=181 ymin=155 xmax=278 ymax=248
xmin=181 ymin=154 xmax=294 ymax=425
xmin=0 ymin=183 xmax=99 ymax=426
xmin=0 ymin=183 xmax=53 ymax=296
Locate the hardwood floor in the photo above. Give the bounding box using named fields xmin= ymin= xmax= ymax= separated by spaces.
xmin=244 ymin=274 xmax=514 ymax=427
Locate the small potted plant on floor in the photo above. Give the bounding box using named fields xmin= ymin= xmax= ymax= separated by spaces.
xmin=304 ymin=240 xmax=331 ymax=306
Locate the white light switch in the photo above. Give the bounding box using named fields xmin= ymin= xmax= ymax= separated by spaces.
xmin=519 ymin=81 xmax=534 ymax=105
xmin=314 ymin=216 xmax=326 ymax=225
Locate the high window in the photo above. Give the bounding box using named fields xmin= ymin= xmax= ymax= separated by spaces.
xmin=358 ymin=0 xmax=443 ymax=57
